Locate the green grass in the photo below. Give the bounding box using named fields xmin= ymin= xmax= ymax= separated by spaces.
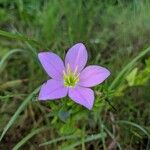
xmin=0 ymin=0 xmax=150 ymax=149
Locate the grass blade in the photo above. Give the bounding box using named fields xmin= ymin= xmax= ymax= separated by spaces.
xmin=109 ymin=46 xmax=150 ymax=90
xmin=0 ymin=49 xmax=24 ymax=74
xmin=0 ymin=87 xmax=40 ymax=141
xmin=0 ymin=79 xmax=28 ymax=90
xmin=103 ymin=126 xmax=122 ymax=150
xmin=0 ymin=30 xmax=40 ymax=46
xmin=39 ymin=135 xmax=78 ymax=147
xmin=62 ymin=133 xmax=106 ymax=150
xmin=115 ymin=120 xmax=150 ymax=138
xmin=12 ymin=126 xmax=49 ymax=150
xmin=39 ymin=133 xmax=106 ymax=148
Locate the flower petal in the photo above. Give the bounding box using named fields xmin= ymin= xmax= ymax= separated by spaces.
xmin=39 ymin=79 xmax=68 ymax=100
xmin=69 ymin=86 xmax=94 ymax=110
xmin=65 ymin=43 xmax=88 ymax=72
xmin=38 ymin=52 xmax=65 ymax=80
xmin=79 ymin=65 xmax=110 ymax=87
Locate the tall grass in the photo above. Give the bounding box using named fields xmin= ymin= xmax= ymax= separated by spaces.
xmin=0 ymin=0 xmax=150 ymax=149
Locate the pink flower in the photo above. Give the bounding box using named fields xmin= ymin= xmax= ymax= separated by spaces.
xmin=38 ymin=43 xmax=110 ymax=110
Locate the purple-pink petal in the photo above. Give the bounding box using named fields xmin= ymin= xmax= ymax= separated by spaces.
xmin=79 ymin=65 xmax=110 ymax=87
xmin=68 ymin=86 xmax=94 ymax=110
xmin=39 ymin=79 xmax=68 ymax=100
xmin=38 ymin=52 xmax=65 ymax=80
xmin=65 ymin=43 xmax=88 ymax=72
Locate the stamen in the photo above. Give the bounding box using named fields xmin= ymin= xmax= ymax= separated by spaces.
xmin=67 ymin=63 xmax=71 ymax=74
xmin=74 ymin=65 xmax=78 ymax=75
xmin=63 ymin=64 xmax=79 ymax=88
xmin=63 ymin=70 xmax=66 ymax=77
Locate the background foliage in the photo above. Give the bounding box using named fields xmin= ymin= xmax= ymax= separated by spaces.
xmin=0 ymin=0 xmax=150 ymax=149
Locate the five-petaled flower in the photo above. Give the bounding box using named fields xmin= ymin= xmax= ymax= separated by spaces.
xmin=38 ymin=43 xmax=110 ymax=110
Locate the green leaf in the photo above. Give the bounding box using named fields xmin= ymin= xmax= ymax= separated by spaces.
xmin=126 ymin=68 xmax=138 ymax=86
xmin=60 ymin=120 xmax=76 ymax=135
xmin=58 ymin=110 xmax=71 ymax=122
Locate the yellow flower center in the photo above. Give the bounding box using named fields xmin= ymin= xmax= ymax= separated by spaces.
xmin=63 ymin=64 xmax=79 ymax=88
